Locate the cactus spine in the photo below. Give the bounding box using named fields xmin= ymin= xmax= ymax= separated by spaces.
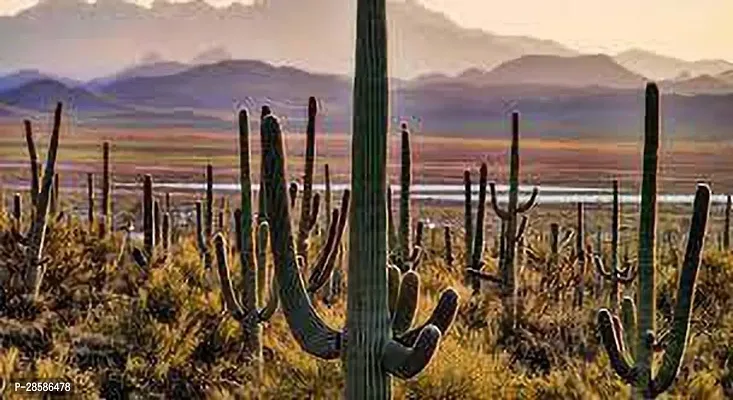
xmin=597 ymin=83 xmax=711 ymax=399
xmin=24 ymin=103 xmax=63 ymax=297
xmin=489 ymin=112 xmax=538 ymax=331
xmin=594 ymin=179 xmax=636 ymax=310
xmin=258 ymin=1 xmax=459 ymax=395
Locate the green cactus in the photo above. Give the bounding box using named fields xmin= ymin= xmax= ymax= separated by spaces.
xmin=87 ymin=173 xmax=95 ymax=231
xmin=324 ymin=163 xmax=332 ymax=231
xmin=488 ymin=111 xmax=538 ymax=332
xmin=597 ymin=83 xmax=711 ymax=399
xmin=161 ymin=211 xmax=170 ymax=252
xmin=13 ymin=193 xmax=21 ymax=229
xmin=444 ymin=226 xmax=454 ymax=267
xmin=23 ymin=102 xmax=63 ymax=298
xmin=296 ymin=97 xmax=322 ymax=266
xmin=50 ymin=172 xmax=59 ymax=216
xmin=389 ymin=122 xmax=423 ymax=272
xmin=143 ymin=175 xmax=155 ymax=257
xmin=195 ymin=201 xmax=211 ymax=270
xmin=205 ymin=163 xmax=214 ymax=240
xmin=594 ymin=179 xmax=636 ymax=311
xmin=101 ymin=141 xmax=111 ymax=237
xmin=24 ymin=120 xmax=39 ymax=208
xmin=463 ymin=170 xmax=473 ymax=264
xmin=388 ymin=185 xmax=397 ymax=251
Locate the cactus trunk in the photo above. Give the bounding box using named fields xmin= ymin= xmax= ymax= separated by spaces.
xmin=87 ymin=173 xmax=95 ymax=231
xmin=101 ymin=141 xmax=111 ymax=237
xmin=143 ymin=175 xmax=154 ymax=257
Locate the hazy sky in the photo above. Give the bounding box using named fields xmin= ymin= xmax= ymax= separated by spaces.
xmin=2 ymin=0 xmax=731 ymax=61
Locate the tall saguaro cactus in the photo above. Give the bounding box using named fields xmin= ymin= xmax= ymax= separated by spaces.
xmin=259 ymin=1 xmax=459 ymax=395
xmin=24 ymin=103 xmax=63 ymax=298
xmin=597 ymin=83 xmax=711 ymax=399
xmin=142 ymin=175 xmax=155 ymax=257
xmin=574 ymin=202 xmax=586 ymax=308
xmin=87 ymin=173 xmax=95 ymax=231
xmin=489 ymin=112 xmax=538 ymax=332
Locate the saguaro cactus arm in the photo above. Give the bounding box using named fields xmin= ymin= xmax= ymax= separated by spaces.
xmin=382 ymin=326 xmax=441 ymax=379
xmin=395 ymin=289 xmax=459 ymax=347
xmin=307 ymin=189 xmax=351 ymax=293
xmin=24 ymin=120 xmax=39 ymax=206
xmin=261 ymin=113 xmax=342 ymax=360
xmin=391 ymin=271 xmax=419 ymax=335
xmin=649 ymin=183 xmax=709 ymax=397
xmin=598 ymin=309 xmax=638 ymax=384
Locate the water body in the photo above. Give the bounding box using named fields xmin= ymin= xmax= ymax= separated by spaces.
xmin=109 ymin=182 xmax=725 ymax=205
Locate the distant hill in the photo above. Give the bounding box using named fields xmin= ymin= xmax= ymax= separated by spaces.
xmin=615 ymin=49 xmax=733 ymax=80
xmin=2 ymin=60 xmax=733 ymax=141
xmin=86 ymin=61 xmax=192 ymax=90
xmin=0 ymin=79 xmax=130 ymax=113
xmin=663 ymin=75 xmax=733 ymax=95
xmin=451 ymin=55 xmax=647 ymax=89
xmin=0 ymin=69 xmax=80 ymax=92
xmin=718 ymin=70 xmax=733 ymax=84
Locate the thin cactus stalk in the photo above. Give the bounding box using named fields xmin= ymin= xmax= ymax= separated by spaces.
xmin=289 ymin=182 xmax=298 ymax=209
xmin=50 ymin=172 xmax=59 ymax=215
xmin=23 ymin=103 xmax=62 ymax=297
xmin=0 ymin=189 xmax=4 ymax=216
xmin=101 ymin=141 xmax=111 ymax=237
xmin=24 ymin=120 xmax=39 ymax=208
xmin=594 ymin=179 xmax=636 ymax=311
xmin=387 ymin=185 xmax=397 ymax=251
xmin=154 ymin=199 xmax=162 ymax=245
xmin=399 ymin=122 xmax=412 ymax=262
xmin=205 ymin=164 xmax=214 ymax=240
xmin=161 ymin=212 xmax=170 ymax=251
xmin=296 ymin=97 xmax=320 ymax=264
xmin=463 ymin=170 xmax=473 ymax=265
xmin=444 ymin=226 xmax=454 ymax=267
xmin=575 ymin=202 xmax=585 ymax=309
xmin=325 ymin=163 xmax=332 ymax=231
xmin=725 ymin=194 xmax=730 ymax=250
xmin=195 ymin=201 xmax=211 ymax=269
xmin=489 ymin=111 xmax=538 ymax=332
xmin=142 ymin=175 xmax=155 ymax=257
xmin=13 ymin=193 xmax=21 ymax=228
xmin=87 ymin=173 xmax=95 ymax=231
xmin=597 ymin=83 xmax=711 ymax=399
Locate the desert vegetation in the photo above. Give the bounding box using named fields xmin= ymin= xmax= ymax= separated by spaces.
xmin=0 ymin=0 xmax=732 ymax=399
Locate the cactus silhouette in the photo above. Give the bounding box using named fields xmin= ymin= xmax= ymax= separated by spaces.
xmin=597 ymin=83 xmax=711 ymax=399
xmin=295 ymin=97 xmax=322 ymax=267
xmin=23 ymin=103 xmax=63 ymax=298
xmin=101 ymin=141 xmax=111 ymax=237
xmin=488 ymin=111 xmax=538 ymax=332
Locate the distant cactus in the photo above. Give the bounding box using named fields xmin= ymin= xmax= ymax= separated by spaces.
xmin=463 ymin=170 xmax=473 ymax=264
xmin=13 ymin=193 xmax=21 ymax=228
xmin=161 ymin=212 xmax=170 ymax=251
xmin=100 ymin=141 xmax=111 ymax=237
xmin=597 ymin=83 xmax=711 ymax=398
xmin=444 ymin=226 xmax=454 ymax=267
xmin=594 ymin=179 xmax=636 ymax=310
xmin=289 ymin=182 xmax=298 ymax=208
xmin=87 ymin=173 xmax=95 ymax=231
xmin=205 ymin=164 xmax=214 ymax=240
xmin=195 ymin=201 xmax=211 ymax=270
xmin=142 ymin=175 xmax=155 ymax=258
xmin=488 ymin=111 xmax=538 ymax=332
xmin=725 ymin=194 xmax=731 ymax=250
xmin=389 ymin=122 xmax=423 ymax=272
xmin=23 ymin=103 xmax=63 ymax=298
xmin=574 ymin=202 xmax=586 ymax=309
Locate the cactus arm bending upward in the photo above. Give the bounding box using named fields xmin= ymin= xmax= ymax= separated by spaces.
xmin=261 ymin=113 xmax=342 ymax=360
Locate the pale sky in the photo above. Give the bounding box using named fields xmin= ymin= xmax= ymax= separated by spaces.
xmin=2 ymin=0 xmax=731 ymax=62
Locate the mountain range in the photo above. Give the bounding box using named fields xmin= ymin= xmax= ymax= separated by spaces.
xmin=3 ymin=0 xmax=731 ymax=81
xmin=1 ymin=54 xmax=732 ymax=140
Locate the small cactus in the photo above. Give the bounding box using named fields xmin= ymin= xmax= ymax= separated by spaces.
xmin=100 ymin=141 xmax=111 ymax=237
xmin=444 ymin=226 xmax=454 ymax=267
xmin=724 ymin=194 xmax=730 ymax=251
xmin=87 ymin=173 xmax=95 ymax=231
